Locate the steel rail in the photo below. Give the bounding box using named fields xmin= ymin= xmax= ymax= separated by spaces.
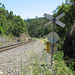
xmin=0 ymin=40 xmax=36 ymax=52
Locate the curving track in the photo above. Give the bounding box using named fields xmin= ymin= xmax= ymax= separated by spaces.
xmin=0 ymin=40 xmax=36 ymax=52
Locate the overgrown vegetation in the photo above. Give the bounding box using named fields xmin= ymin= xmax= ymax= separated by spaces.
xmin=0 ymin=3 xmax=27 ymax=36
xmin=10 ymin=48 xmax=73 ymax=75
xmin=54 ymin=51 xmax=74 ymax=75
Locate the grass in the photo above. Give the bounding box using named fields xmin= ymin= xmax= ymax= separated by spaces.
xmin=10 ymin=50 xmax=73 ymax=75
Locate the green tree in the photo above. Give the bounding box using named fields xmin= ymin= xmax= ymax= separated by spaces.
xmin=0 ymin=3 xmax=2 ymax=6
xmin=0 ymin=3 xmax=28 ymax=36
xmin=26 ymin=17 xmax=46 ymax=37
xmin=7 ymin=11 xmax=13 ymax=20
xmin=2 ymin=4 xmax=5 ymax=9
xmin=0 ymin=25 xmax=4 ymax=35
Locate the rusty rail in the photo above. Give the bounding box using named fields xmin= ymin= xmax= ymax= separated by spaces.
xmin=0 ymin=40 xmax=36 ymax=52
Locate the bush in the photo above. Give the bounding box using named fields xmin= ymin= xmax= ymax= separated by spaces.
xmin=0 ymin=25 xmax=4 ymax=35
xmin=53 ymin=51 xmax=73 ymax=75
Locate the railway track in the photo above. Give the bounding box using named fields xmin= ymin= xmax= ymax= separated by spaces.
xmin=0 ymin=40 xmax=36 ymax=52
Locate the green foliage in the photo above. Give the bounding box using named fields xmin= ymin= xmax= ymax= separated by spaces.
xmin=25 ymin=18 xmax=44 ymax=37
xmin=68 ymin=62 xmax=75 ymax=71
xmin=0 ymin=3 xmax=27 ymax=36
xmin=0 ymin=25 xmax=4 ymax=35
xmin=70 ymin=0 xmax=75 ymax=2
xmin=54 ymin=51 xmax=64 ymax=62
xmin=54 ymin=51 xmax=73 ymax=75
xmin=25 ymin=17 xmax=53 ymax=38
xmin=8 ymin=34 xmax=13 ymax=39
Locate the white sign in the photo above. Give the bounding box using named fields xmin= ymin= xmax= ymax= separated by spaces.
xmin=44 ymin=21 xmax=52 ymax=27
xmin=48 ymin=32 xmax=59 ymax=43
xmin=44 ymin=13 xmax=53 ymax=20
xmin=49 ymin=43 xmax=58 ymax=54
xmin=44 ymin=13 xmax=65 ymax=28
xmin=56 ymin=13 xmax=65 ymax=20
xmin=55 ymin=20 xmax=65 ymax=28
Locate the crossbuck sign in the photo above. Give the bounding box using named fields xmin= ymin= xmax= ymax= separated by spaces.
xmin=44 ymin=13 xmax=65 ymax=27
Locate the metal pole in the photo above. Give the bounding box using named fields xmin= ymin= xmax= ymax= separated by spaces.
xmin=51 ymin=23 xmax=54 ymax=66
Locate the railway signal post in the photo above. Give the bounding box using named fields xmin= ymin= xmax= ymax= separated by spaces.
xmin=44 ymin=12 xmax=66 ymax=66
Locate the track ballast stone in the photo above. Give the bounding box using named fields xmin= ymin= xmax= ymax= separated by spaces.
xmin=0 ymin=40 xmax=45 ymax=74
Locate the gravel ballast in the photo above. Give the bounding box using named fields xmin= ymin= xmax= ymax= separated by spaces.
xmin=0 ymin=40 xmax=45 ymax=74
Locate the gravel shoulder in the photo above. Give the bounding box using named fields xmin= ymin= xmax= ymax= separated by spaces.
xmin=0 ymin=40 xmax=45 ymax=74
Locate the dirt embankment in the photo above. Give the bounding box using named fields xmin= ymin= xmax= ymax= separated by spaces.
xmin=0 ymin=34 xmax=30 ymax=47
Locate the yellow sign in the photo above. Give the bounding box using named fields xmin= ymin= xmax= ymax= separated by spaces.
xmin=46 ymin=42 xmax=58 ymax=54
xmin=47 ymin=42 xmax=49 ymax=53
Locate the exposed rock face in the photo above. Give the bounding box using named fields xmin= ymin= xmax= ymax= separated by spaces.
xmin=63 ymin=23 xmax=75 ymax=57
xmin=70 ymin=23 xmax=75 ymax=53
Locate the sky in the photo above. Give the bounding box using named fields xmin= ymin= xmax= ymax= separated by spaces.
xmin=0 ymin=0 xmax=65 ymax=19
